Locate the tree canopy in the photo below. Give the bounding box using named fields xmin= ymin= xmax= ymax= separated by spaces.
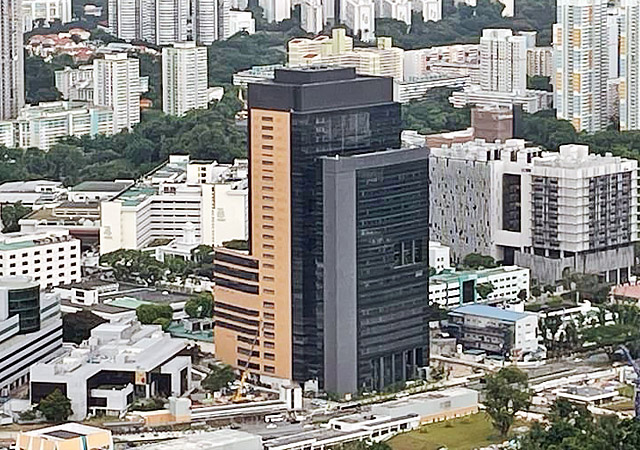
xmin=375 ymin=0 xmax=554 ymax=50
xmin=520 ymin=399 xmax=640 ymax=449
xmin=38 ymin=389 xmax=73 ymax=422
xmin=484 ymin=367 xmax=531 ymax=436
xmin=202 ymin=364 xmax=236 ymax=392
xmin=185 ymin=292 xmax=214 ymax=319
xmin=462 ymin=253 xmax=498 ymax=269
xmin=136 ymin=303 xmax=173 ymax=328
xmin=1 ymin=201 xmax=31 ymax=233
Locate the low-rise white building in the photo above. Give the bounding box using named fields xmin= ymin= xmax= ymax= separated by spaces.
xmin=16 ymin=423 xmax=113 ymax=450
xmin=371 ymin=388 xmax=479 ymax=423
xmin=449 ymin=86 xmax=553 ymax=113
xmin=0 ymin=231 xmax=81 ymax=289
xmin=429 ymin=265 xmax=530 ymax=308
xmin=30 ymin=319 xmax=191 ymax=420
xmin=0 ymin=278 xmax=62 ymax=396
xmin=100 ymin=156 xmax=248 ymax=254
xmin=429 ymin=241 xmax=451 ymax=273
xmin=0 ymin=101 xmax=114 ymax=150
xmin=0 ymin=180 xmax=66 ymax=208
xmin=447 ymin=304 xmax=539 ymax=359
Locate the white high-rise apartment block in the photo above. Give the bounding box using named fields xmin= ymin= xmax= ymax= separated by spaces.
xmin=619 ymin=0 xmax=640 ymax=130
xmin=22 ymin=0 xmax=72 ymax=31
xmin=108 ymin=0 xmax=188 ymax=45
xmin=54 ymin=65 xmax=94 ymax=101
xmin=479 ymin=29 xmax=527 ymax=94
xmin=419 ymin=0 xmax=441 ymax=22
xmin=192 ymin=0 xmax=218 ymax=44
xmin=374 ymin=0 xmax=411 ymax=25
xmin=0 ymin=101 xmax=114 ymax=150
xmin=93 ymin=53 xmax=141 ymax=132
xmin=527 ymin=47 xmax=553 ymax=77
xmin=259 ymin=0 xmax=291 ymax=22
xmin=229 ymin=10 xmax=256 ymax=35
xmin=554 ymin=0 xmax=609 ymax=133
xmin=162 ymin=42 xmax=209 ymax=116
xmin=607 ymin=6 xmax=621 ymax=79
xmin=342 ymin=0 xmax=375 ymax=42
xmin=0 ymin=0 xmax=25 ymax=121
xmin=300 ymin=0 xmax=324 ymax=33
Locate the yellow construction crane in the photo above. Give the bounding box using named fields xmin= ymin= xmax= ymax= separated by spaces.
xmin=232 ymin=321 xmax=261 ymax=403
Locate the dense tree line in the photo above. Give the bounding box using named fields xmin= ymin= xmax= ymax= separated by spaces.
xmin=0 ymin=90 xmax=245 ymax=185
xmin=520 ymin=399 xmax=640 ymax=449
xmin=376 ymin=0 xmax=554 ymax=50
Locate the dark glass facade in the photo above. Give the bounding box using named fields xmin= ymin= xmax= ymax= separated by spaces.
xmin=8 ymin=285 xmax=40 ymax=334
xmin=355 ymin=160 xmax=429 ymax=390
xmin=291 ymin=105 xmax=402 ymax=383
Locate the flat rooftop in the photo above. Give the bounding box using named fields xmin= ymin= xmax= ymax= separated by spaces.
xmin=138 ymin=429 xmax=261 ymax=449
xmin=450 ymin=304 xmax=529 ymax=322
xmin=22 ymin=422 xmax=108 ymax=440
xmin=70 ymin=181 xmax=133 ymax=192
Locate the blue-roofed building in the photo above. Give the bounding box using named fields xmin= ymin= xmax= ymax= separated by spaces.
xmin=447 ymin=304 xmax=539 ymax=360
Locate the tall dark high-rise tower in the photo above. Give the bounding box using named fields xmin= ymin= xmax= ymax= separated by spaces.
xmin=213 ymin=67 xmax=429 ymax=392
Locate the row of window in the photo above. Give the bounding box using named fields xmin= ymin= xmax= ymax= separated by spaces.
xmin=1 ymin=245 xmax=78 ymax=259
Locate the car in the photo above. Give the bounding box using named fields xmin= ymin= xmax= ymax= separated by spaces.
xmin=266 ymin=423 xmax=278 ymax=429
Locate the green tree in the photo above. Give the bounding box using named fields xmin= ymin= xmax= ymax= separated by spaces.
xmin=402 ymin=88 xmax=470 ymax=134
xmin=527 ymin=75 xmax=552 ymax=92
xmin=223 ymin=239 xmax=249 ymax=250
xmin=202 ymin=364 xmax=236 ymax=392
xmin=1 ymin=201 xmax=31 ymax=233
xmin=484 ymin=367 xmax=531 ymax=436
xmin=136 ymin=304 xmax=173 ymax=325
xmin=476 ymin=282 xmax=495 ymax=300
xmin=38 ymin=389 xmax=72 ymax=422
xmin=185 ymin=292 xmax=214 ymax=319
xmin=462 ymin=253 xmax=497 ymax=269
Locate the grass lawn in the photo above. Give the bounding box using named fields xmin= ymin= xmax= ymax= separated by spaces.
xmin=388 ymin=413 xmax=510 ymax=450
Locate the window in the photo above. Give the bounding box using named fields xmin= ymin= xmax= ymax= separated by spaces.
xmin=264 ymin=312 xmax=275 ymax=320
xmin=261 ymin=116 xmax=273 ymax=122
xmin=263 ymin=224 xmax=274 ymax=230
xmin=262 ymin=195 xmax=274 ymax=201
xmin=263 ymin=234 xmax=274 ymax=240
xmin=262 ymin=144 xmax=273 ymax=150
xmin=264 ymin=353 xmax=275 ymax=360
xmin=263 ymin=288 xmax=275 ymax=294
xmin=262 ymin=160 xmax=274 ymax=166
xmin=263 ymin=301 xmax=275 ymax=309
xmin=262 ymin=205 xmax=274 ymax=211
xmin=264 ymin=365 xmax=275 ymax=374
xmin=262 ymin=215 xmax=273 ymax=221
xmin=264 ymin=341 xmax=275 ymax=349
xmin=263 ymin=244 xmax=274 ymax=250
xmin=263 ymin=263 xmax=274 ymax=269
xmin=262 ymin=176 xmax=273 ymax=182
xmin=262 ymin=186 xmax=273 ymax=192
xmin=262 ymin=135 xmax=273 ymax=140
xmin=264 ymin=331 xmax=275 ymax=339
xmin=262 ymin=125 xmax=273 ymax=131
